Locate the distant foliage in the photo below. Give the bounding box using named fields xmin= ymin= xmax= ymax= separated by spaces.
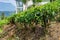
xmin=1 ymin=12 xmax=5 ymax=20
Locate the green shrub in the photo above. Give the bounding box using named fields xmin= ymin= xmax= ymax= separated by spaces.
xmin=0 ymin=1 xmax=60 ymax=28
xmin=0 ymin=19 xmax=9 ymax=27
xmin=13 ymin=1 xmax=59 ymax=24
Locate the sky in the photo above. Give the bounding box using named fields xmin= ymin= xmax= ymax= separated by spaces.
xmin=0 ymin=2 xmax=15 ymax=11
xmin=0 ymin=0 xmax=16 ymax=11
xmin=0 ymin=0 xmax=16 ymax=6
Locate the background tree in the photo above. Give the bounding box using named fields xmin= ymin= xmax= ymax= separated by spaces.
xmin=32 ymin=0 xmax=42 ymax=6
xmin=22 ymin=0 xmax=42 ymax=9
xmin=50 ymin=0 xmax=55 ymax=2
xmin=22 ymin=0 xmax=30 ymax=10
xmin=1 ymin=12 xmax=5 ymax=20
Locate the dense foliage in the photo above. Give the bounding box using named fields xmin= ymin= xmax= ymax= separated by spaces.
xmin=0 ymin=1 xmax=60 ymax=29
xmin=14 ymin=1 xmax=60 ymax=25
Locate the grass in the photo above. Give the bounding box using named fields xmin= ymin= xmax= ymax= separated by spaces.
xmin=0 ymin=29 xmax=3 ymax=33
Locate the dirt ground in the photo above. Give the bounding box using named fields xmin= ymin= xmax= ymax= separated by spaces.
xmin=46 ymin=22 xmax=60 ymax=40
xmin=1 ymin=22 xmax=60 ymax=40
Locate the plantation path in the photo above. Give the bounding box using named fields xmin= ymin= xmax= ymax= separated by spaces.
xmin=46 ymin=22 xmax=60 ymax=40
xmin=0 ymin=24 xmax=16 ymax=40
xmin=1 ymin=22 xmax=60 ymax=40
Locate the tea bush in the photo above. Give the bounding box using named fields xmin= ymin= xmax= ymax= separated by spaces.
xmin=0 ymin=1 xmax=60 ymax=28
xmin=0 ymin=19 xmax=9 ymax=27
xmin=14 ymin=1 xmax=60 ymax=25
